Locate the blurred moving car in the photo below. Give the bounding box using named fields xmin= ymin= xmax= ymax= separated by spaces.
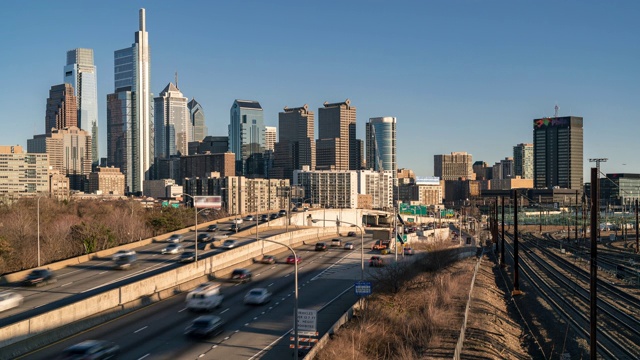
xmin=61 ymin=340 xmax=119 ymax=359
xmin=347 ymin=231 xmax=357 ymax=237
xmin=186 ymin=282 xmax=223 ymax=311
xmin=343 ymin=242 xmax=354 ymax=250
xmin=184 ymin=315 xmax=225 ymax=338
xmin=221 ymin=240 xmax=238 ymax=249
xmin=197 ymin=233 xmax=212 ymax=242
xmin=230 ymin=224 xmax=241 ymax=232
xmin=369 ymin=256 xmax=384 ymax=267
xmin=244 ymin=215 xmax=254 ymax=221
xmin=278 ymin=209 xmax=287 ymax=217
xmin=162 ymin=243 xmax=184 ymax=255
xmin=23 ymin=269 xmax=56 ymax=286
xmin=315 ymin=242 xmax=327 ymax=251
xmin=231 ymin=269 xmax=252 ymax=283
xmin=180 ymin=251 xmax=196 ymax=263
xmin=232 ymin=218 xmax=243 ymax=224
xmin=269 ymin=213 xmax=279 ymax=220
xmin=166 ymin=234 xmax=184 ymax=243
xmin=244 ymin=288 xmax=271 ymax=305
xmin=111 ymin=249 xmax=136 ymax=261
xmin=331 ymin=238 xmax=342 ymax=247
xmin=286 ymin=255 xmax=302 ymax=264
xmin=206 ymin=224 xmax=219 ymax=232
xmin=403 ymin=247 xmax=415 ymax=255
xmin=260 ymin=214 xmax=269 ymax=222
xmin=260 ymin=255 xmax=276 ymax=264
xmin=113 ymin=254 xmax=137 ymax=270
xmin=0 ymin=292 xmax=23 ymax=312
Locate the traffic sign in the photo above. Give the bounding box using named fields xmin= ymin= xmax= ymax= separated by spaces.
xmin=354 ymin=281 xmax=372 ymax=296
xmin=297 ymin=309 xmax=317 ymax=332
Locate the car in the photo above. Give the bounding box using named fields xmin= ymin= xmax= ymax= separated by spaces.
xmin=260 ymin=255 xmax=276 ymax=264
xmin=260 ymin=214 xmax=269 ymax=222
xmin=184 ymin=315 xmax=225 ymax=338
xmin=180 ymin=251 xmax=196 ymax=262
xmin=270 ymin=213 xmax=279 ymax=220
xmin=206 ymin=224 xmax=219 ymax=232
xmin=61 ymin=340 xmax=120 ymax=359
xmin=197 ymin=233 xmax=212 ymax=242
xmin=286 ymin=255 xmax=302 ymax=264
xmin=315 ymin=242 xmax=327 ymax=251
xmin=113 ymin=254 xmax=137 ymax=270
xmin=162 ymin=243 xmax=184 ymax=255
xmin=221 ymin=239 xmax=238 ymax=249
xmin=111 ymin=249 xmax=136 ymax=261
xmin=369 ymin=256 xmax=384 ymax=267
xmin=244 ymin=288 xmax=272 ymax=305
xmin=232 ymin=218 xmax=243 ymax=224
xmin=230 ymin=224 xmax=241 ymax=231
xmin=231 ymin=268 xmax=252 ymax=283
xmin=343 ymin=242 xmax=354 ymax=250
xmin=166 ymin=234 xmax=184 ymax=243
xmin=403 ymin=247 xmax=415 ymax=255
xmin=347 ymin=231 xmax=357 ymax=237
xmin=23 ymin=269 xmax=56 ymax=286
xmin=0 ymin=292 xmax=24 ymax=312
xmin=278 ymin=210 xmax=287 ymax=217
xmin=244 ymin=215 xmax=255 ymax=221
xmin=331 ymin=238 xmax=342 ymax=247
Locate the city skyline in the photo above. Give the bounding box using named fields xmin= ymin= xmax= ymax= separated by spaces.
xmin=0 ymin=1 xmax=638 ymax=179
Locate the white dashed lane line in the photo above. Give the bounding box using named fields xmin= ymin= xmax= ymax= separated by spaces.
xmin=134 ymin=326 xmax=148 ymax=333
xmin=137 ymin=354 xmax=150 ymax=360
xmin=220 ymin=308 xmax=229 ymax=314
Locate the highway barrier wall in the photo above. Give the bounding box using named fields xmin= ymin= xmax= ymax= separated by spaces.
xmin=0 ymin=226 xmax=340 ymax=355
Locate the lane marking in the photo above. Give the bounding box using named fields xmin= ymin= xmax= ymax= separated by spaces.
xmin=98 ymin=271 xmax=107 ymax=275
xmin=137 ymin=354 xmax=150 ymax=360
xmin=178 ymin=308 xmax=187 ymax=313
xmin=268 ymin=282 xmax=274 ymax=287
xmin=220 ymin=308 xmax=229 ymax=314
xmin=134 ymin=326 xmax=148 ymax=333
xmin=61 ymin=282 xmax=73 ymax=287
xmin=245 ymin=323 xmax=250 ymax=326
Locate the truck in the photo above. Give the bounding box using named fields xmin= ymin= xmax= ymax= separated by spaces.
xmin=370 ymin=229 xmax=394 ymax=251
xmin=186 ymin=282 xmax=224 ymax=312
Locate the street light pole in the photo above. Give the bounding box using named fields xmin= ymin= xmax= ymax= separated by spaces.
xmin=174 ymin=193 xmax=200 ymax=262
xmin=37 ymin=196 xmax=43 ymax=267
xmin=313 ymin=218 xmax=364 ymax=280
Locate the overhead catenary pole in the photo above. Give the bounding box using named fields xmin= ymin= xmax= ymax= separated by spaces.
xmin=636 ymin=199 xmax=639 ymax=254
xmin=501 ymin=195 xmax=505 ymax=268
xmin=575 ymin=190 xmax=579 ymax=244
xmin=512 ymin=190 xmax=522 ymax=295
xmin=590 ymin=168 xmax=598 ymax=359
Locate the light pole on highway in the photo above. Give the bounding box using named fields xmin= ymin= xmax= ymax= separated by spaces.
xmin=312 ymin=218 xmax=364 ymax=281
xmin=36 ymin=195 xmax=46 ymax=267
xmin=173 ymin=193 xmax=202 ymax=262
xmin=260 ymin=238 xmax=300 ymax=360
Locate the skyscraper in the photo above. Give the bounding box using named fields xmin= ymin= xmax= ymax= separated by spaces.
xmin=155 ymin=83 xmax=189 ymax=158
xmin=434 ymin=152 xmax=475 ymax=181
xmin=533 ymin=116 xmax=583 ymax=190
xmin=188 ymin=99 xmax=207 ymax=142
xmin=64 ymin=48 xmax=99 ymax=165
xmin=265 ymin=126 xmax=276 ymax=152
xmin=229 ymin=100 xmax=265 ymax=175
xmin=45 ymin=84 xmax=77 ymax=134
xmin=107 ymin=8 xmax=153 ymax=194
xmin=317 ymin=99 xmax=356 ymax=170
xmin=273 ymin=105 xmax=315 ymax=180
xmin=513 ymin=143 xmax=533 ymax=179
xmin=366 ymin=117 xmax=397 ymax=181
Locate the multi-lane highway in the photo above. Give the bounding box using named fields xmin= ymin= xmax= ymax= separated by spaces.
xmin=18 ymin=234 xmax=391 ymax=360
xmin=0 ymin=219 xmax=289 ymax=327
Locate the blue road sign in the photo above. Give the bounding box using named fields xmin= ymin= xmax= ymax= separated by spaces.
xmin=354 ymin=281 xmax=372 ymax=296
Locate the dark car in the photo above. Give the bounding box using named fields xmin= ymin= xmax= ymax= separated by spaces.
xmin=197 ymin=233 xmax=212 ymax=242
xmin=230 ymin=224 xmax=241 ymax=231
xmin=347 ymin=231 xmax=357 ymax=237
xmin=270 ymin=213 xmax=279 ymax=220
xmin=184 ymin=315 xmax=225 ymax=338
xmin=278 ymin=210 xmax=287 ymax=217
xmin=180 ymin=251 xmax=196 ymax=263
xmin=231 ymin=269 xmax=252 ymax=283
xmin=113 ymin=254 xmax=137 ymax=270
xmin=206 ymin=224 xmax=219 ymax=232
xmin=260 ymin=214 xmax=269 ymax=222
xmin=23 ymin=269 xmax=56 ymax=286
xmin=315 ymin=242 xmax=327 ymax=251
xmin=61 ymin=340 xmax=119 ymax=359
xmin=369 ymin=256 xmax=384 ymax=267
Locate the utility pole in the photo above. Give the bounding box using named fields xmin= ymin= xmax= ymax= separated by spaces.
xmin=589 ymin=158 xmax=607 ymax=242
xmin=589 ymin=168 xmax=599 ymax=360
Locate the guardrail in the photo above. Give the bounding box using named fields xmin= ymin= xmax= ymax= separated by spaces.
xmin=0 ymin=227 xmax=340 ymax=357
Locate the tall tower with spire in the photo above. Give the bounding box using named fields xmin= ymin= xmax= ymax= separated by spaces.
xmin=106 ymin=8 xmax=153 ymax=194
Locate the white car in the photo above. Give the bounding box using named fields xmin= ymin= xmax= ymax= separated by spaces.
xmin=244 ymin=215 xmax=254 ymax=221
xmin=221 ymin=240 xmax=238 ymax=250
xmin=0 ymin=292 xmax=24 ymax=312
xmin=162 ymin=244 xmax=184 ymax=255
xmin=232 ymin=218 xmax=243 ymax=224
xmin=244 ymin=288 xmax=271 ymax=305
xmin=343 ymin=242 xmax=354 ymax=250
xmin=111 ymin=249 xmax=136 ymax=261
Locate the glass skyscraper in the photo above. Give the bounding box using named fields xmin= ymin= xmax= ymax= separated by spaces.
xmin=229 ymin=100 xmax=265 ymax=175
xmin=64 ymin=48 xmax=99 ymax=165
xmin=107 ymin=8 xmax=153 ymax=194
xmin=366 ymin=117 xmax=397 ymax=184
xmin=188 ymin=99 xmax=207 ymax=142
xmin=155 ymin=83 xmax=189 ymax=158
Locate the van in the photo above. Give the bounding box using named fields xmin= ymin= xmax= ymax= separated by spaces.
xmin=186 ymin=283 xmax=224 ymax=311
xmin=331 ymin=238 xmax=342 ymax=247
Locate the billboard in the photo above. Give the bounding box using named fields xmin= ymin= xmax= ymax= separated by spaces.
xmin=194 ymin=196 xmax=222 ymax=209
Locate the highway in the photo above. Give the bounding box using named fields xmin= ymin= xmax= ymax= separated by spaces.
xmin=0 ymin=218 xmax=290 ymax=327
xmin=18 ymin=234 xmax=388 ymax=360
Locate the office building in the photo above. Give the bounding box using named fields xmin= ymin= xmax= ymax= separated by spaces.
xmin=88 ymin=166 xmax=125 ymax=195
xmin=357 ymin=170 xmax=393 ymax=209
xmin=143 ymin=178 xmax=176 ymax=198
xmin=398 ymin=176 xmax=443 ymax=206
xmin=180 ymin=152 xmax=236 ymax=181
xmin=46 ymin=84 xmax=78 ymax=134
xmin=598 ymin=173 xmax=640 ymax=208
xmin=188 ymin=136 xmax=229 ymax=155
xmin=107 ymin=8 xmax=153 ymax=194
xmin=155 ymin=82 xmax=190 ymax=157
xmin=492 ymin=157 xmax=514 ymax=180
xmin=315 ymin=138 xmax=343 ymax=170
xmin=317 ymin=99 xmax=356 ymax=170
xmin=434 ymin=152 xmax=475 ymax=181
xmin=513 ymin=143 xmax=533 ymax=179
xmin=533 ymin=116 xmax=583 ymax=191
xmin=188 ymin=99 xmax=207 ymax=142
xmin=366 ymin=116 xmax=397 ymax=183
xmin=293 ymin=167 xmax=358 ymax=209
xmin=28 ymin=126 xmax=92 ymax=191
xmin=154 ymin=156 xmax=181 ymax=184
xmin=473 ymin=161 xmax=493 ymax=181
xmin=49 ymin=170 xmax=70 ymax=200
xmin=273 ymin=105 xmax=315 ymax=180
xmin=64 ymin=48 xmax=99 ymax=165
xmin=229 ymin=100 xmax=265 ymax=175
xmin=0 ymin=145 xmax=49 ymax=197
xmin=265 ymin=126 xmax=276 ymax=152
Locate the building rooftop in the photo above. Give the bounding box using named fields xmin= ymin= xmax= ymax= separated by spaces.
xmin=235 ymin=100 xmax=262 ymax=109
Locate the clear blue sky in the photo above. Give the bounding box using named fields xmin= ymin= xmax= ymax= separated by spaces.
xmin=1 ymin=1 xmax=638 ymax=179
